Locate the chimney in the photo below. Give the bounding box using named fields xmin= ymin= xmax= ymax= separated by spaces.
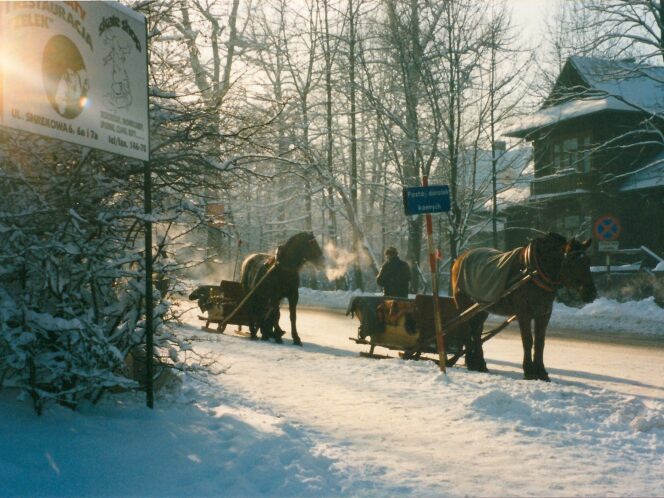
xmin=493 ymin=141 xmax=506 ymax=153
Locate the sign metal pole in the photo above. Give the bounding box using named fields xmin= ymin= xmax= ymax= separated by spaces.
xmin=423 ymin=176 xmax=446 ymax=373
xmin=144 ymin=160 xmax=154 ymax=408
xmin=143 ymin=15 xmax=154 ymax=409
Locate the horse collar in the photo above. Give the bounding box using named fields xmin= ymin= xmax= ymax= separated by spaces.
xmin=523 ymin=242 xmax=561 ymax=293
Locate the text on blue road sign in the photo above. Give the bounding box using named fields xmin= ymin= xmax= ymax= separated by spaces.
xmin=403 ymin=185 xmax=450 ymax=215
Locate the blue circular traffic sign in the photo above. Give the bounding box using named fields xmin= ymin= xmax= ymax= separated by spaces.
xmin=594 ymin=215 xmax=621 ymax=241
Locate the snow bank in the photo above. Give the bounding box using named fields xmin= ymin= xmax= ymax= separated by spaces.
xmin=298 ymin=288 xmax=664 ymax=338
xmin=551 ymin=297 xmax=664 ymax=336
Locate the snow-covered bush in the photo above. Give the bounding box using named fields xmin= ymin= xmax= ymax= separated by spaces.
xmin=0 ymin=135 xmax=211 ymax=413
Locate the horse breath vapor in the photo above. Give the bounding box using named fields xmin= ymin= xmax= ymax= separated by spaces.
xmin=324 ymin=242 xmax=358 ymax=281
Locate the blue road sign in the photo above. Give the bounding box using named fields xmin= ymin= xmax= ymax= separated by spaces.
xmin=594 ymin=215 xmax=621 ymax=241
xmin=402 ymin=185 xmax=450 ymax=216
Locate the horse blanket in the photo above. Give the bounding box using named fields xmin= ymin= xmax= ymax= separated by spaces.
xmin=456 ymin=247 xmax=522 ymax=304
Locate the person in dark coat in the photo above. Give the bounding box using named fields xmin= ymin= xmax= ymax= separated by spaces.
xmin=376 ymin=247 xmax=410 ymax=298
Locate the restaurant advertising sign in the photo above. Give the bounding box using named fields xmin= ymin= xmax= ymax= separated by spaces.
xmin=0 ymin=1 xmax=148 ymax=160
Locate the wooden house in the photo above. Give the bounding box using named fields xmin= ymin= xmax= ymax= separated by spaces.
xmin=503 ymin=56 xmax=664 ymax=264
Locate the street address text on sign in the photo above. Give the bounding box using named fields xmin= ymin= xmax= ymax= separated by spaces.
xmin=402 ymin=185 xmax=450 ymax=216
xmin=0 ymin=1 xmax=148 ymax=160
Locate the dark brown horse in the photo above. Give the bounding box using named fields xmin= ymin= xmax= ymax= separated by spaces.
xmin=451 ymin=232 xmax=596 ymax=381
xmin=240 ymin=232 xmax=325 ymax=345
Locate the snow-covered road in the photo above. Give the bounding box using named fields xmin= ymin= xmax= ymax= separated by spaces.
xmin=4 ymin=299 xmax=662 ymax=497
xmin=177 ymin=305 xmax=664 ymax=496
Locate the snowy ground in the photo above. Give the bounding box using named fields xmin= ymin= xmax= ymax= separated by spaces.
xmin=1 ymin=289 xmax=663 ymax=497
xmin=297 ymin=287 xmax=664 ymax=337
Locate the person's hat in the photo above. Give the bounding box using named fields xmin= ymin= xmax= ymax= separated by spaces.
xmin=385 ymin=246 xmax=398 ymax=257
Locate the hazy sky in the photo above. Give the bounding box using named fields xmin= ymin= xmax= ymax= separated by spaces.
xmin=506 ymin=0 xmax=558 ymax=42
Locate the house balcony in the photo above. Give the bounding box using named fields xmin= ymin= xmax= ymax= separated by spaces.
xmin=530 ymin=169 xmax=597 ymax=197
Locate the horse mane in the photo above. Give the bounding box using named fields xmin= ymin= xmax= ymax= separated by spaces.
xmin=539 ymin=232 xmax=567 ymax=246
xmin=528 ymin=232 xmax=568 ymax=289
xmin=276 ymin=232 xmax=316 ymax=270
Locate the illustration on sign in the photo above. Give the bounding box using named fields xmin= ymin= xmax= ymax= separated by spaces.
xmin=593 ymin=215 xmax=622 ymax=241
xmin=42 ymin=34 xmax=89 ymax=119
xmin=100 ymin=15 xmax=142 ymax=110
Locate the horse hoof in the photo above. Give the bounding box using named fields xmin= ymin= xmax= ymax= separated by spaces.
xmin=539 ymin=373 xmax=551 ymax=382
xmin=250 ymin=335 xmax=258 ymax=341
xmin=274 ymin=336 xmax=283 ymax=344
xmin=523 ymin=372 xmax=537 ymax=380
xmin=260 ymin=335 xmax=270 ymax=341
xmin=293 ymin=339 xmax=302 ymax=346
xmin=467 ymin=365 xmax=488 ymax=373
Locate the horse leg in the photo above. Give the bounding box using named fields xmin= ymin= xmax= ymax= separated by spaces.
xmin=454 ymin=290 xmax=488 ymax=373
xmin=288 ymin=295 xmax=302 ymax=346
xmin=533 ymin=313 xmax=552 ymax=382
xmin=259 ymin=317 xmax=272 ymax=341
xmin=466 ymin=312 xmax=489 ymax=372
xmin=249 ymin=322 xmax=258 ymax=340
xmin=517 ymin=316 xmax=536 ymax=380
xmin=248 ymin=309 xmax=259 ymax=340
xmin=269 ymin=306 xmax=284 ymax=344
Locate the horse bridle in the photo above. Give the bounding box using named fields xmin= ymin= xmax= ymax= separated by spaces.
xmin=523 ymin=240 xmax=589 ymax=293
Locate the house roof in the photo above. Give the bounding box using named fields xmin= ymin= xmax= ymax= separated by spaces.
xmin=619 ymin=150 xmax=664 ymax=191
xmin=504 ymin=56 xmax=664 ymax=138
xmin=569 ymin=56 xmax=664 ymax=111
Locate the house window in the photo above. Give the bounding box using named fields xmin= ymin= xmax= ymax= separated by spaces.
xmin=580 ymin=136 xmax=591 ymax=173
xmin=550 ymin=134 xmax=591 ymax=174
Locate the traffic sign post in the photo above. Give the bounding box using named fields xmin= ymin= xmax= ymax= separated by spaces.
xmin=404 ymin=179 xmax=450 ymax=373
xmin=594 ymin=215 xmax=622 ymax=287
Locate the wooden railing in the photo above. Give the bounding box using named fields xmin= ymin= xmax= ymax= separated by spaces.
xmin=531 ymin=170 xmax=597 ymax=196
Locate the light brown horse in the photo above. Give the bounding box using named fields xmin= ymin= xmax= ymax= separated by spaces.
xmin=451 ymin=232 xmax=596 ymax=381
xmin=240 ymin=232 xmax=325 ymax=345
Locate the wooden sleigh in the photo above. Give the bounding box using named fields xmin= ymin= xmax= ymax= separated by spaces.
xmin=189 ymin=280 xmax=253 ymax=333
xmin=347 ymin=273 xmax=532 ymax=367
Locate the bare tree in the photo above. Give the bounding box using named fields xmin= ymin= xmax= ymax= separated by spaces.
xmin=580 ymin=0 xmax=664 ymax=63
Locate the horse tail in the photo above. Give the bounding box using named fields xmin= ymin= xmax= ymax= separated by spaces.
xmin=450 ymin=253 xmax=466 ymax=309
xmin=240 ymin=253 xmax=272 ymax=293
xmin=240 ymin=254 xmax=258 ymax=292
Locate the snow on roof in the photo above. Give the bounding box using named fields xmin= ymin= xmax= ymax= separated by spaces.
xmin=503 ymin=96 xmax=634 ymax=137
xmin=529 ymin=188 xmax=592 ymax=201
xmin=570 ymin=56 xmax=664 ymax=112
xmin=619 ymin=150 xmax=664 ymax=191
xmin=504 ymin=56 xmax=664 ymax=138
xmin=491 ymin=160 xmax=533 ymax=208
xmin=474 ymin=146 xmax=531 ymax=186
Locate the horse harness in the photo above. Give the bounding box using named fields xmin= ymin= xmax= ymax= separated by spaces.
xmin=520 ymin=239 xmax=586 ymax=294
xmin=521 ymin=242 xmax=561 ymax=293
